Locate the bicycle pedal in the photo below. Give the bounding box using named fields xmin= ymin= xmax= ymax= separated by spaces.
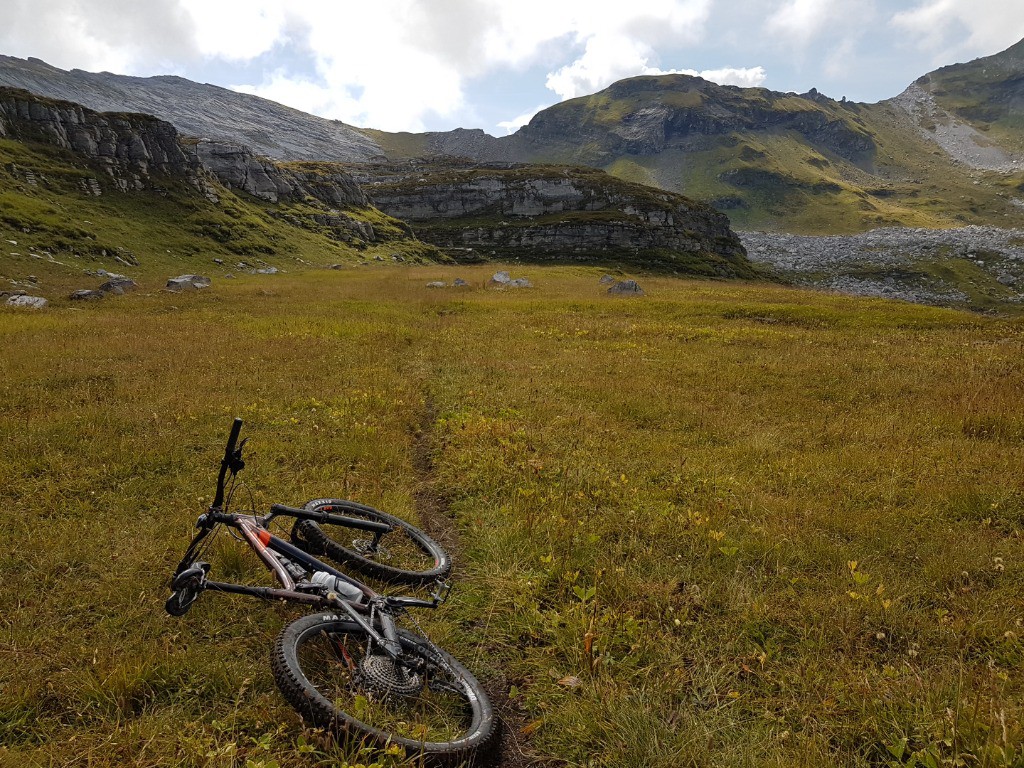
xmin=431 ymin=579 xmax=453 ymax=605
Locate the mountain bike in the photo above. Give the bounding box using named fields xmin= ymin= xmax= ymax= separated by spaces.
xmin=165 ymin=418 xmax=496 ymax=765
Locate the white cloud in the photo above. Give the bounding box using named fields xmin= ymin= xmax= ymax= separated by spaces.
xmin=675 ymin=66 xmax=768 ymax=88
xmin=16 ymin=1 xmax=1018 ymax=134
xmin=766 ymin=0 xmax=837 ymax=43
xmin=891 ymin=0 xmax=1024 ymax=58
xmin=178 ymin=0 xmax=286 ymax=62
xmin=547 ymin=47 xmax=769 ymax=100
xmin=496 ymin=103 xmax=551 ymax=135
xmin=221 ymin=0 xmax=721 ymax=130
xmin=546 ymin=35 xmax=654 ymax=100
xmin=0 ymin=0 xmax=197 ymax=74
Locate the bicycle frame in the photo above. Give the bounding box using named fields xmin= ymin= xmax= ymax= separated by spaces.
xmin=169 ymin=419 xmax=447 ymax=663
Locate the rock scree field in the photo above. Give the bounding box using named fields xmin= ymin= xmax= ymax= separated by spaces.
xmin=1 ymin=266 xmax=1022 ymax=767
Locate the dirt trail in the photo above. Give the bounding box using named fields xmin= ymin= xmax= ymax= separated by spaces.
xmin=410 ymin=400 xmax=535 ymax=768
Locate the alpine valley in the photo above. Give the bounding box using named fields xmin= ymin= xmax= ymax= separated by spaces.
xmin=2 ymin=40 xmax=1024 ymax=309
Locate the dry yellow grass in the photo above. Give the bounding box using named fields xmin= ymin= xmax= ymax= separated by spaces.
xmin=1 ymin=266 xmax=1021 ymax=767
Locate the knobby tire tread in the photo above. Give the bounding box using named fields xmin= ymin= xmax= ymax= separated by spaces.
xmin=270 ymin=613 xmax=497 ymax=767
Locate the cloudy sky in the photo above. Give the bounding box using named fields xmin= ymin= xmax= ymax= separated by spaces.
xmin=2 ymin=0 xmax=1024 ymax=135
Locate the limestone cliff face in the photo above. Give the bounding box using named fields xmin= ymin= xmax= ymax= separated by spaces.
xmin=0 ymin=55 xmax=382 ymax=162
xmin=0 ymin=86 xmax=198 ymax=190
xmin=193 ymin=141 xmax=368 ymax=206
xmin=0 ymin=87 xmax=370 ymax=211
xmin=358 ymin=161 xmax=751 ymax=275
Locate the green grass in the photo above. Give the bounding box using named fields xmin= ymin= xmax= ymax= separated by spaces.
xmin=0 ymin=136 xmax=435 ymax=298
xmin=1 ymin=266 xmax=1022 ymax=767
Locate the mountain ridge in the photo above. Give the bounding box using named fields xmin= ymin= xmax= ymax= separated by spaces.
xmin=0 ymin=55 xmax=383 ymax=163
xmin=3 ymin=42 xmax=1024 ymax=234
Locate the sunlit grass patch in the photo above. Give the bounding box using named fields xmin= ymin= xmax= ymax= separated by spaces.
xmin=1 ymin=266 xmax=1022 ymax=766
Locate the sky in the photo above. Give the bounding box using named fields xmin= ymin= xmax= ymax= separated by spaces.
xmin=2 ymin=0 xmax=1024 ymax=136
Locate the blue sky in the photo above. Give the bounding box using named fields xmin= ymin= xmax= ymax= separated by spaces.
xmin=3 ymin=0 xmax=1024 ymax=135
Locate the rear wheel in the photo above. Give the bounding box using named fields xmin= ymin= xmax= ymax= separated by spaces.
xmin=271 ymin=612 xmax=496 ymax=765
xmin=291 ymin=499 xmax=451 ymax=586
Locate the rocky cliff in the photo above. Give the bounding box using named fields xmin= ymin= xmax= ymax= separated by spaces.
xmin=0 ymin=87 xmax=413 ymax=253
xmin=0 ymin=86 xmax=199 ymax=191
xmin=512 ymin=76 xmax=877 ymax=168
xmin=0 ymin=55 xmax=382 ymax=162
xmin=369 ymin=58 xmax=1024 ymax=234
xmin=0 ymin=87 xmax=372 ymax=212
xmin=356 ymin=160 xmax=752 ymax=276
xmin=193 ymin=141 xmax=368 ymax=207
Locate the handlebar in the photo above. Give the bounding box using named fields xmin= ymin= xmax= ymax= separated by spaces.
xmin=212 ymin=418 xmax=244 ymax=510
xmin=267 ymin=503 xmax=393 ymax=535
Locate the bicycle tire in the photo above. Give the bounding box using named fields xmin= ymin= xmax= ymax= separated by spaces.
xmin=271 ymin=612 xmax=496 ymax=766
xmin=291 ymin=498 xmax=451 ymax=586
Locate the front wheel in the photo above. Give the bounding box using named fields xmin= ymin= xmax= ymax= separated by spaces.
xmin=271 ymin=613 xmax=496 ymax=766
xmin=291 ymin=499 xmax=451 ymax=586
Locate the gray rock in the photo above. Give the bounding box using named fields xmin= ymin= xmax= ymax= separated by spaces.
xmin=330 ymin=264 xmax=344 ymax=270
xmin=6 ymin=294 xmax=47 ymax=308
xmin=739 ymin=226 xmax=1024 ymax=308
xmin=100 ymin=276 xmax=138 ymax=294
xmin=166 ymin=274 xmax=211 ymax=292
xmin=194 ymin=140 xmax=368 ymax=207
xmin=69 ymin=289 xmax=104 ymax=300
xmin=509 ymin=277 xmax=533 ymax=288
xmin=426 ymin=281 xmax=447 ymax=288
xmin=608 ymin=279 xmax=645 ymax=296
xmin=0 ymin=55 xmax=383 ymax=163
xmin=255 ymin=266 xmax=279 ymax=274
xmin=599 ymin=274 xmax=616 ymax=284
xmin=453 ymin=277 xmax=469 ymax=287
xmin=489 ymin=271 xmax=512 ymax=285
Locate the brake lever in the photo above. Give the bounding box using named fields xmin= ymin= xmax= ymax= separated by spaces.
xmin=228 ymin=438 xmax=248 ymax=474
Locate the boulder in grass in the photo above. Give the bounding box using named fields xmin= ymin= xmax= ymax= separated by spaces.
xmin=453 ymin=277 xmax=469 ymax=288
xmin=100 ymin=276 xmax=138 ymax=295
xmin=166 ymin=274 xmax=212 ymax=292
xmin=6 ymin=295 xmax=47 ymax=308
xmin=599 ymin=274 xmax=616 ymax=285
xmin=608 ymin=279 xmax=645 ymax=296
xmin=426 ymin=281 xmax=446 ymax=289
xmin=70 ymin=289 xmax=104 ymax=301
xmin=489 ymin=271 xmax=511 ymax=286
xmin=509 ymin=277 xmax=533 ymax=288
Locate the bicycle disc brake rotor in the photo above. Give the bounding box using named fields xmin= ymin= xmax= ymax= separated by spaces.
xmin=358 ymin=653 xmax=421 ymax=698
xmin=352 ymin=537 xmax=388 ymax=559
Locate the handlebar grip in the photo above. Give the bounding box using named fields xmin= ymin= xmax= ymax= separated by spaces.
xmin=270 ymin=503 xmax=309 ymax=517
xmin=224 ymin=418 xmax=243 ymax=457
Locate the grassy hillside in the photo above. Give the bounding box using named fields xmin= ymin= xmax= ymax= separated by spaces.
xmin=570 ymin=81 xmax=1024 ymax=233
xmin=924 ymin=39 xmax=1024 ymax=157
xmin=1 ymin=266 xmax=1021 ymax=767
xmin=0 ymin=135 xmax=435 ymax=299
xmin=368 ymin=70 xmax=1024 ymax=235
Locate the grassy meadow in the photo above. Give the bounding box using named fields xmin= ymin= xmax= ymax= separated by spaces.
xmin=1 ymin=266 xmax=1022 ymax=768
